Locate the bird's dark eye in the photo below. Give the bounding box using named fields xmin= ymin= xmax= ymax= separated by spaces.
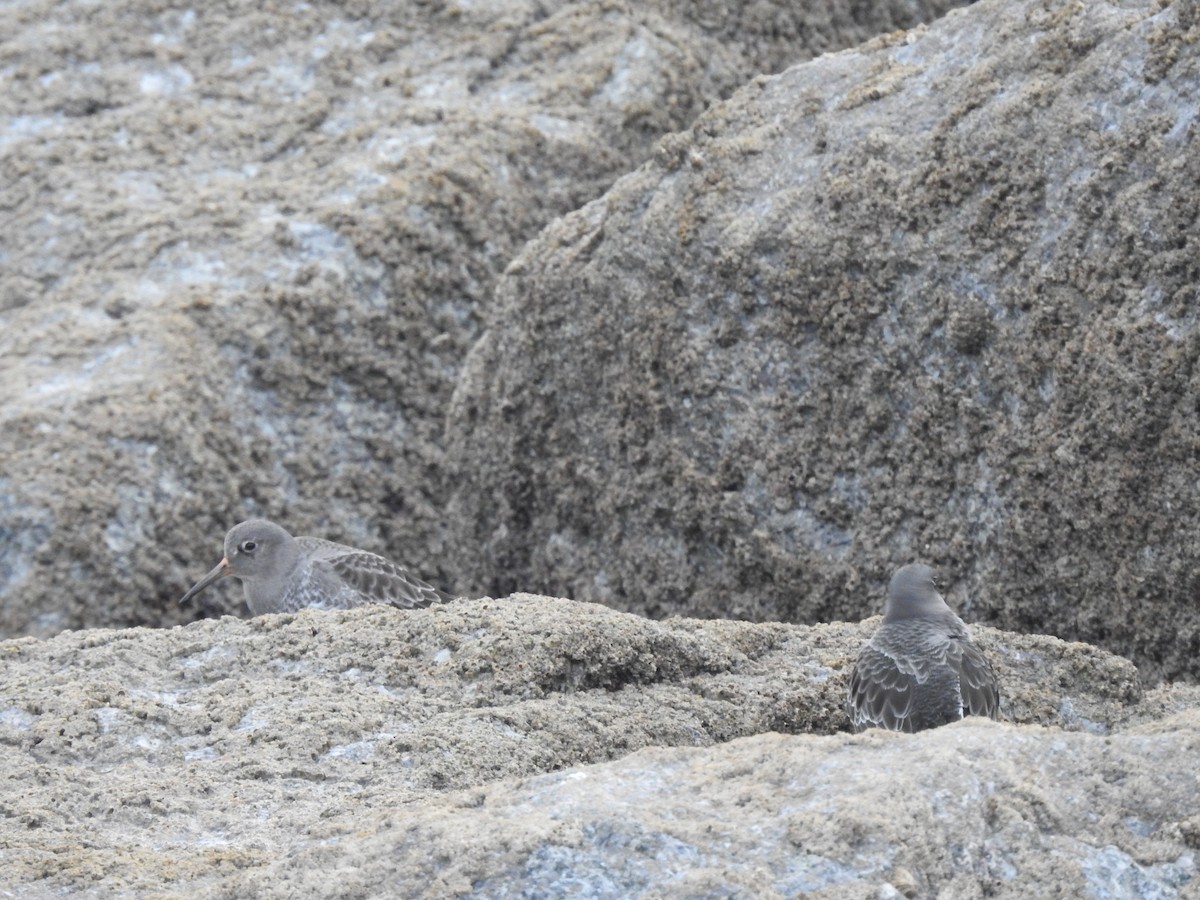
xmin=239 ymin=540 xmax=258 ymax=554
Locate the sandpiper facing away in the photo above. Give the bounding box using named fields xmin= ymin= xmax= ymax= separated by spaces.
xmin=180 ymin=519 xmax=451 ymax=615
xmin=848 ymin=563 xmax=999 ymax=733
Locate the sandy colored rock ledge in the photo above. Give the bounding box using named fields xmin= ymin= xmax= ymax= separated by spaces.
xmin=0 ymin=597 xmax=1195 ymax=895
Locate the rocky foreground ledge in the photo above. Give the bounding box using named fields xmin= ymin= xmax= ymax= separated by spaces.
xmin=1 ymin=596 xmax=1196 ymax=896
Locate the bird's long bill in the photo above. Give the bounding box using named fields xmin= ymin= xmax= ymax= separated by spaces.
xmin=178 ymin=558 xmax=233 ymax=605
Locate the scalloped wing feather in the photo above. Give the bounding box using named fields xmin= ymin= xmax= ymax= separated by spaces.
xmin=298 ymin=538 xmax=450 ymax=609
xmin=955 ymin=639 xmax=1000 ymax=720
xmin=849 ymin=643 xmax=920 ymax=732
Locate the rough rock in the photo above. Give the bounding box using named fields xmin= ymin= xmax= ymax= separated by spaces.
xmin=0 ymin=0 xmax=966 ymax=637
xmin=257 ymin=723 xmax=1200 ymax=899
xmin=447 ymin=0 xmax=1200 ymax=681
xmin=0 ymin=597 xmax=1195 ymax=896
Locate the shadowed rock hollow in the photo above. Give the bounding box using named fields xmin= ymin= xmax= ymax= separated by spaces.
xmin=447 ymin=0 xmax=1200 ymax=682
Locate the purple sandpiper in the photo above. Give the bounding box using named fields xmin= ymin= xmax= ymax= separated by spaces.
xmin=180 ymin=519 xmax=451 ymax=615
xmin=849 ymin=563 xmax=1000 ymax=732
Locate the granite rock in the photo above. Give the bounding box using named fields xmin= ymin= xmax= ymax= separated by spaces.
xmin=0 ymin=0 xmax=964 ymax=636
xmin=448 ymin=0 xmax=1200 ymax=681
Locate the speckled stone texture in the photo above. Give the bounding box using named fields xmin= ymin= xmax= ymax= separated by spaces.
xmin=0 ymin=0 xmax=965 ymax=637
xmin=448 ymin=0 xmax=1200 ymax=682
xmin=6 ymin=0 xmax=1200 ymax=894
xmin=0 ymin=598 xmax=1195 ymax=896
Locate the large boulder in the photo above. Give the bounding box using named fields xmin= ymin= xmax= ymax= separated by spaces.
xmin=447 ymin=0 xmax=1200 ymax=681
xmin=0 ymin=598 xmax=1194 ymax=895
xmin=0 ymin=0 xmax=965 ymax=637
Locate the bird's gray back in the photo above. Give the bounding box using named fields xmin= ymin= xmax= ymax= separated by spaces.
xmin=849 ymin=614 xmax=999 ymax=732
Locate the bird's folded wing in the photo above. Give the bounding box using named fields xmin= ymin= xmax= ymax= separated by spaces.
xmin=308 ymin=543 xmax=450 ymax=609
xmin=954 ymin=640 xmax=1000 ymax=719
xmin=849 ymin=645 xmax=922 ymax=733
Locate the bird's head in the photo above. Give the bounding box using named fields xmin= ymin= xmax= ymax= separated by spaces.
xmin=883 ymin=563 xmax=950 ymax=621
xmin=180 ymin=519 xmax=297 ymax=605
